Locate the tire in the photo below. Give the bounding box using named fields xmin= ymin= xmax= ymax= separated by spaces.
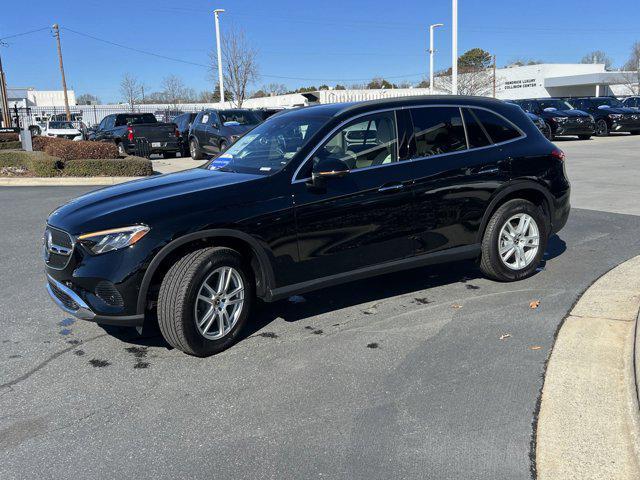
xmin=219 ymin=140 xmax=228 ymax=152
xmin=157 ymin=247 xmax=254 ymax=357
xmin=595 ymin=119 xmax=609 ymax=137
xmin=479 ymin=199 xmax=548 ymax=282
xmin=544 ymin=123 xmax=554 ymax=141
xmin=577 ymin=135 xmax=591 ymax=140
xmin=190 ymin=138 xmax=204 ymax=160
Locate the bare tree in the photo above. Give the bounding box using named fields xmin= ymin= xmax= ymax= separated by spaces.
xmin=435 ymin=67 xmax=496 ymax=96
xmin=120 ymin=73 xmax=142 ymax=111
xmin=76 ymin=93 xmax=101 ymax=105
xmin=621 ymin=41 xmax=640 ymax=95
xmin=264 ymin=83 xmax=287 ymax=96
xmin=580 ymin=50 xmax=613 ymax=70
xmin=160 ymin=75 xmax=195 ymax=109
xmin=210 ymin=27 xmax=259 ymax=107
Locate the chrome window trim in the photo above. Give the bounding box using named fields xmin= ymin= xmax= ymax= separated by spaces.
xmin=291 ymin=103 xmax=527 ymax=184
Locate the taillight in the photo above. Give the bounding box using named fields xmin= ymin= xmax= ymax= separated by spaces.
xmin=127 ymin=126 xmax=134 ymax=142
xmin=551 ymin=149 xmax=565 ymax=161
xmin=175 ymin=126 xmax=180 ymax=138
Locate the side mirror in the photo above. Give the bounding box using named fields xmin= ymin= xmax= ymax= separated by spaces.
xmin=212 ymin=122 xmax=220 ymax=130
xmin=311 ymin=157 xmax=350 ymax=187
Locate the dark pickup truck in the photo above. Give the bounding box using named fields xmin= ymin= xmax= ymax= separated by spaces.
xmin=92 ymin=113 xmax=180 ymax=157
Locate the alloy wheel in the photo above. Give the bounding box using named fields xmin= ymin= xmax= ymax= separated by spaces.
xmin=498 ymin=213 xmax=540 ymax=270
xmin=596 ymin=119 xmax=608 ymax=136
xmin=194 ymin=266 xmax=245 ymax=340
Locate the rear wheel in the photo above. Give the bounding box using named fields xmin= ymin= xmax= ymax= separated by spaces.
xmin=219 ymin=140 xmax=228 ymax=152
xmin=190 ymin=138 xmax=204 ymax=160
xmin=595 ymin=119 xmax=609 ymax=137
xmin=157 ymin=247 xmax=253 ymax=356
xmin=578 ymin=134 xmax=591 ymax=140
xmin=480 ymin=199 xmax=548 ymax=282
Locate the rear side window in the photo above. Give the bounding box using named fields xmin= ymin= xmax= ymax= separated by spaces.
xmin=462 ymin=109 xmax=491 ymax=148
xmin=470 ymin=108 xmax=521 ymax=144
xmin=409 ymin=107 xmax=467 ymax=158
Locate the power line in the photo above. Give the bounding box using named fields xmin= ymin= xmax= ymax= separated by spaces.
xmin=0 ymin=26 xmax=50 ymax=42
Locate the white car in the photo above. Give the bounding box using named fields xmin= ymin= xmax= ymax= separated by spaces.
xmin=43 ymin=121 xmax=83 ymax=141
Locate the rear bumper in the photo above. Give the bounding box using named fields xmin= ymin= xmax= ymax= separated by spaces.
xmin=551 ymin=188 xmax=571 ymax=234
xmin=46 ymin=274 xmax=144 ymax=326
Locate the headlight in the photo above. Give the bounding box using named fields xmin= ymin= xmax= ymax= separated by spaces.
xmin=77 ymin=225 xmax=150 ymax=254
xmin=608 ymin=114 xmax=622 ymax=120
xmin=554 ymin=116 xmax=567 ymax=123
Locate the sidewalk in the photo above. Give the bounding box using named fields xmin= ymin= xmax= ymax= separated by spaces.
xmin=536 ymin=255 xmax=640 ymax=479
xmin=0 ymin=156 xmax=206 ymax=186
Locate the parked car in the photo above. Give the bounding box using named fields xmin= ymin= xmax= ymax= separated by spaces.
xmin=567 ymin=97 xmax=640 ymax=136
xmin=173 ymin=112 xmax=197 ymax=157
xmin=512 ymin=98 xmax=594 ymax=140
xmin=42 ymin=120 xmax=83 ymax=141
xmin=188 ymin=109 xmax=262 ymax=159
xmin=505 ymin=101 xmax=551 ymax=139
xmin=92 ymin=113 xmax=180 ymax=157
xmin=43 ymin=96 xmax=570 ymax=356
xmin=621 ymin=96 xmax=640 ymax=110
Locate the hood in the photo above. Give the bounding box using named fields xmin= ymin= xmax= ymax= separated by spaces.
xmin=47 ymin=167 xmax=264 ymax=234
xmin=542 ymin=109 xmax=589 ymax=118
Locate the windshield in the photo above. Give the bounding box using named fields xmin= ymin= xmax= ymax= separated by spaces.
xmin=538 ymin=99 xmax=573 ymax=111
xmin=117 ymin=114 xmax=157 ymax=126
xmin=218 ymin=110 xmax=261 ymax=126
xmin=205 ymin=111 xmax=329 ymax=174
xmin=590 ymin=97 xmax=624 ymax=108
xmin=49 ymin=121 xmax=75 ymax=129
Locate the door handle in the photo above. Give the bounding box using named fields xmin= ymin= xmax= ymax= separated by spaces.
xmin=378 ymin=183 xmax=405 ymax=193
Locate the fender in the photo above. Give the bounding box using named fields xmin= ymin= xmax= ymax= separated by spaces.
xmin=136 ymin=228 xmax=276 ymax=315
xmin=476 ymin=179 xmax=555 ymax=243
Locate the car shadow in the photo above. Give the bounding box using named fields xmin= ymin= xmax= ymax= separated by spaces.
xmin=104 ymin=235 xmax=567 ymax=351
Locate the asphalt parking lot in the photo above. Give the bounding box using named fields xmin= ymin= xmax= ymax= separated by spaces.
xmin=1 ymin=135 xmax=640 ymax=480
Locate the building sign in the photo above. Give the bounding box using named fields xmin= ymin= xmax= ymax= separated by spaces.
xmin=0 ymin=127 xmax=20 ymax=133
xmin=504 ymin=78 xmax=538 ymax=90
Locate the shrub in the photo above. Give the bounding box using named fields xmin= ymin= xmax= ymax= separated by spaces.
xmin=32 ymin=135 xmax=67 ymax=151
xmin=0 ymin=151 xmax=62 ymax=176
xmin=44 ymin=139 xmax=118 ymax=160
xmin=64 ymin=156 xmax=153 ymax=177
xmin=0 ymin=141 xmax=21 ymax=150
xmin=0 ymin=133 xmax=19 ymax=142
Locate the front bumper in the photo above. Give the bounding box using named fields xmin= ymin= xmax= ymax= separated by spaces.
xmin=611 ymin=119 xmax=640 ymax=132
xmin=554 ymin=122 xmax=595 ymax=136
xmin=46 ymin=275 xmax=144 ymax=326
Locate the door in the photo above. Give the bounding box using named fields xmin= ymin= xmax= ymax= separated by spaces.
xmin=192 ymin=111 xmax=210 ymax=151
xmin=407 ymin=106 xmax=516 ymax=253
xmin=290 ymin=110 xmax=416 ymax=283
xmin=203 ymin=112 xmax=222 ymax=154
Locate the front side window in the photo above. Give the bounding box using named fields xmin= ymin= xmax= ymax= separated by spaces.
xmin=537 ymin=99 xmax=573 ymax=111
xmin=409 ymin=107 xmax=467 ymax=158
xmin=206 ymin=110 xmax=329 ymax=175
xmin=312 ymin=111 xmax=398 ymax=171
xmin=470 ymin=108 xmax=522 ymax=144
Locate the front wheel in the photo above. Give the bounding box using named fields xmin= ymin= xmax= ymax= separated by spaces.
xmin=595 ymin=119 xmax=609 ymax=137
xmin=157 ymin=247 xmax=253 ymax=356
xmin=543 ymin=123 xmax=554 ymax=141
xmin=219 ymin=140 xmax=228 ymax=152
xmin=480 ymin=199 xmax=548 ymax=282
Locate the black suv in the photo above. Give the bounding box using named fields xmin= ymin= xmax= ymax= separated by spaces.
xmin=188 ymin=109 xmax=261 ymax=159
xmin=513 ymin=98 xmax=595 ymax=140
xmin=44 ymin=96 xmax=570 ymax=356
xmin=568 ymin=97 xmax=640 ymax=136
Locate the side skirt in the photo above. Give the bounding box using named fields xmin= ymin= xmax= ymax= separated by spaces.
xmin=266 ymin=244 xmax=481 ymax=302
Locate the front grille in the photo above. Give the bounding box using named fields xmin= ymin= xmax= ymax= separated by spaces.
xmin=95 ymin=281 xmax=124 ymax=307
xmin=49 ymin=280 xmax=79 ymax=311
xmin=44 ymin=226 xmax=74 ymax=270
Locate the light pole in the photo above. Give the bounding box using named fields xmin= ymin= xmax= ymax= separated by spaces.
xmin=213 ymin=9 xmax=225 ymax=104
xmin=429 ymin=23 xmax=444 ymax=94
xmin=451 ymin=0 xmax=458 ymax=95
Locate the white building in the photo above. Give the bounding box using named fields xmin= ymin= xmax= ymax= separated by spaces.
xmin=6 ymin=87 xmax=76 ymax=108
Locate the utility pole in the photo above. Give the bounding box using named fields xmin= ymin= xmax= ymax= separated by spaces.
xmin=0 ymin=52 xmax=11 ymax=127
xmin=429 ymin=23 xmax=444 ymax=95
xmin=451 ymin=0 xmax=458 ymax=94
xmin=213 ymin=9 xmax=225 ymax=104
xmin=492 ymin=54 xmax=497 ymax=98
xmin=52 ymin=24 xmax=71 ymax=121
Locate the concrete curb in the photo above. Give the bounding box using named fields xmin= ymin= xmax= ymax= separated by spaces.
xmin=537 ymin=255 xmax=640 ymax=479
xmin=0 ymin=176 xmax=143 ymax=186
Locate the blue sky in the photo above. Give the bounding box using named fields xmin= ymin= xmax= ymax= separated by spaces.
xmin=1 ymin=0 xmax=639 ymax=102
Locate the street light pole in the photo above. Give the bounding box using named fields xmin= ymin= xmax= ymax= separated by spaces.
xmin=213 ymin=9 xmax=225 ymax=104
xmin=451 ymin=0 xmax=458 ymax=95
xmin=429 ymin=23 xmax=444 ymax=95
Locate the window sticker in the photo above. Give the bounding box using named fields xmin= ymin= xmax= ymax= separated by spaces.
xmin=209 ymin=155 xmax=232 ymax=170
xmin=202 ymin=114 xmax=209 ymax=124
